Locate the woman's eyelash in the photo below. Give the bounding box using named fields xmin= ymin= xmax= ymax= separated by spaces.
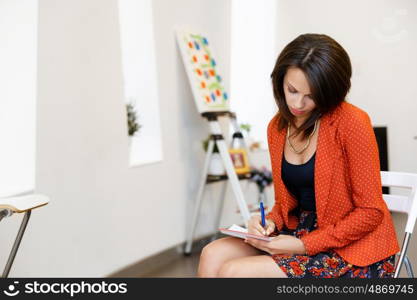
xmin=289 ymin=87 xmax=312 ymax=98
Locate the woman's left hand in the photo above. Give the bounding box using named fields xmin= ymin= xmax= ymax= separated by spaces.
xmin=245 ymin=234 xmax=306 ymax=255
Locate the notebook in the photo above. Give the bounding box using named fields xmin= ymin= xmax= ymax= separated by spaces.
xmin=219 ymin=224 xmax=273 ymax=242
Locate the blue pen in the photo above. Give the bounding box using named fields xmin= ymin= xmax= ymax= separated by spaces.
xmin=260 ymin=201 xmax=265 ymax=228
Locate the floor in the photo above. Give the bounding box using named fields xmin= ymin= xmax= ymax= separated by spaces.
xmin=142 ymin=251 xmax=201 ymax=277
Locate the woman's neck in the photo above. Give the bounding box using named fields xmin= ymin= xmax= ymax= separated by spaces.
xmin=294 ymin=118 xmax=307 ymax=128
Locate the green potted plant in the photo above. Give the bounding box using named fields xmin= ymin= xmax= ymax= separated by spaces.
xmin=239 ymin=123 xmax=260 ymax=151
xmin=239 ymin=123 xmax=251 ymax=135
xmin=126 ymin=102 xmax=141 ymax=147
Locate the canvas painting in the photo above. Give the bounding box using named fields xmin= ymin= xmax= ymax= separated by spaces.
xmin=176 ymin=29 xmax=230 ymax=113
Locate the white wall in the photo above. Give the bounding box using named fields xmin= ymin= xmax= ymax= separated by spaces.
xmin=230 ymin=0 xmax=278 ymax=150
xmin=0 ymin=0 xmax=37 ymax=197
xmin=6 ymin=0 xmax=412 ymax=278
xmin=276 ymin=0 xmax=417 ymax=173
xmin=0 ymin=0 xmax=270 ymax=277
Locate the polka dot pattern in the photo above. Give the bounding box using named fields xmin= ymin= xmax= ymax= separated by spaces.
xmin=265 ymin=102 xmax=400 ymax=267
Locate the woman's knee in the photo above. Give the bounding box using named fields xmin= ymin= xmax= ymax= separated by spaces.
xmin=198 ymin=240 xmax=225 ymax=277
xmin=217 ymin=260 xmax=241 ymax=277
xmin=198 ymin=237 xmax=262 ymax=277
xmin=200 ymin=239 xmax=220 ymax=262
xmin=200 ymin=237 xmax=236 ymax=261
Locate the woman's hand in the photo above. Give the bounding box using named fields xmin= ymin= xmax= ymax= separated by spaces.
xmin=247 ymin=215 xmax=276 ymax=236
xmin=245 ymin=234 xmax=307 ymax=256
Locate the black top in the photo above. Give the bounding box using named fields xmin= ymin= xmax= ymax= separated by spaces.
xmin=281 ymin=151 xmax=316 ymax=211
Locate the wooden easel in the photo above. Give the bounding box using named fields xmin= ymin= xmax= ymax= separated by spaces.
xmin=184 ymin=111 xmax=252 ymax=255
xmin=175 ymin=28 xmax=255 ymax=254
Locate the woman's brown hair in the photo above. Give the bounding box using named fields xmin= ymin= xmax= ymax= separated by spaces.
xmin=270 ymin=33 xmax=352 ymax=140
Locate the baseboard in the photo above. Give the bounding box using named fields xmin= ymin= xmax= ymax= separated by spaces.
xmin=107 ymin=233 xmax=216 ymax=278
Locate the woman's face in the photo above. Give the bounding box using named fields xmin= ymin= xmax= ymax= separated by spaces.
xmin=283 ymin=67 xmax=316 ymax=123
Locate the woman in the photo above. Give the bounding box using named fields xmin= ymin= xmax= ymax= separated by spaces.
xmin=197 ymin=33 xmax=399 ymax=278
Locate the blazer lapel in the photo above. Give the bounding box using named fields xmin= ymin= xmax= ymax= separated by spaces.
xmin=314 ymin=113 xmax=339 ymax=227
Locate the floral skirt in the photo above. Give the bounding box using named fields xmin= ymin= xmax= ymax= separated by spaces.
xmin=270 ymin=209 xmax=396 ymax=278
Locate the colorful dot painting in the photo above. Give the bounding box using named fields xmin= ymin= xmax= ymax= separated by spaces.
xmin=177 ymin=30 xmax=229 ymax=113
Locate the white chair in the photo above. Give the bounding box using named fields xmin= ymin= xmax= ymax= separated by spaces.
xmin=0 ymin=191 xmax=49 ymax=278
xmin=381 ymin=171 xmax=417 ymax=278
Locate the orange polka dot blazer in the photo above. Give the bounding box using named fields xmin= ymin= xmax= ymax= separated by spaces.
xmin=266 ymin=101 xmax=399 ymax=267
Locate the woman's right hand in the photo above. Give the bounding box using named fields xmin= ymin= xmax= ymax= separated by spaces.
xmin=247 ymin=215 xmax=276 ymax=236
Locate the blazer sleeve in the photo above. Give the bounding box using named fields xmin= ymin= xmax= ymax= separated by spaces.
xmin=265 ymin=116 xmax=284 ymax=231
xmin=300 ymin=111 xmax=385 ymax=255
